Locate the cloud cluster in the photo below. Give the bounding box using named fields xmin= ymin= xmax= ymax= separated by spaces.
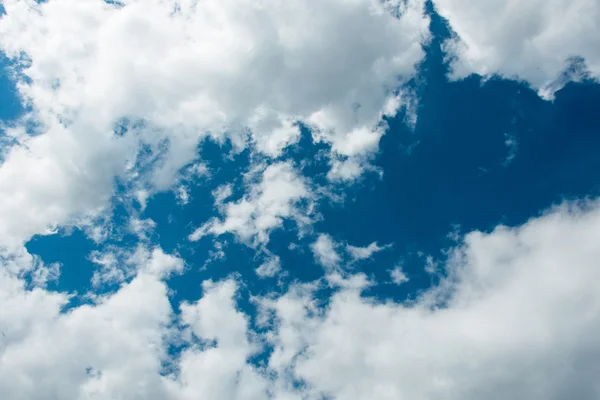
xmin=311 ymin=234 xmax=391 ymax=270
xmin=311 ymin=233 xmax=342 ymax=269
xmin=3 ymin=200 xmax=600 ymax=399
xmin=389 ymin=265 xmax=409 ymax=284
xmin=190 ymin=161 xmax=313 ymax=246
xmin=0 ymin=0 xmax=430 ymax=250
xmin=435 ymin=0 xmax=600 ymax=98
xmin=90 ymin=244 xmax=184 ymax=287
xmin=255 ymin=255 xmax=282 ymax=278
xmin=0 ymin=250 xmax=178 ymax=400
xmin=346 ymin=241 xmax=391 ymax=261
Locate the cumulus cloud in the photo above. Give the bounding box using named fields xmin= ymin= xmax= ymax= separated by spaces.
xmin=255 ymin=255 xmax=282 ymax=278
xmin=129 ymin=217 xmax=157 ymax=240
xmin=0 ymin=0 xmax=429 ymax=249
xmin=189 ymin=161 xmax=313 ymax=246
xmin=435 ymin=0 xmax=600 ymax=98
xmin=311 ymin=233 xmax=341 ymax=269
xmin=0 ymin=120 xmax=133 ymax=250
xmin=312 ymin=237 xmax=391 ymax=270
xmin=212 ymin=184 xmax=234 ymax=206
xmin=346 ymin=241 xmax=391 ymax=261
xmin=327 ymin=156 xmax=384 ymax=182
xmin=0 ymin=268 xmax=175 ymax=400
xmin=389 ymin=265 xmax=409 ymax=284
xmin=327 ymin=157 xmax=367 ymax=182
xmin=0 ymin=249 xmax=268 ymax=400
xmin=3 ymin=200 xmax=600 ymax=398
xmin=90 ymin=245 xmax=184 ymax=287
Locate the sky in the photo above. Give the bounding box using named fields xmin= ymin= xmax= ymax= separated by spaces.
xmin=1 ymin=0 xmax=600 ymax=399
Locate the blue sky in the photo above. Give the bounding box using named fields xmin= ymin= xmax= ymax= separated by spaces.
xmin=1 ymin=1 xmax=600 ymax=399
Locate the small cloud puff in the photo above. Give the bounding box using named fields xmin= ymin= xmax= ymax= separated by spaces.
xmin=390 ymin=266 xmax=409 ymax=285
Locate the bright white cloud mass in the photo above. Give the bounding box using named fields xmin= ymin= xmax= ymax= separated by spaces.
xmin=436 ymin=0 xmax=600 ymax=98
xmin=1 ymin=0 xmax=600 ymax=399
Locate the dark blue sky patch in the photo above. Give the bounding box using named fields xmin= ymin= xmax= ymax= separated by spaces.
xmin=104 ymin=0 xmax=125 ymax=7
xmin=0 ymin=55 xmax=22 ymax=124
xmin=25 ymin=228 xmax=97 ymax=296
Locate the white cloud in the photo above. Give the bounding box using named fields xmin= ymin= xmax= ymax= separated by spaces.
xmin=1 ymin=251 xmax=268 ymax=400
xmin=435 ymin=0 xmax=600 ymax=98
xmin=257 ymin=281 xmax=320 ymax=380
xmin=389 ymin=265 xmax=409 ymax=284
xmin=91 ymin=245 xmax=184 ymax=287
xmin=346 ymin=241 xmax=391 ymax=261
xmin=255 ymin=256 xmax=282 ymax=278
xmin=311 ymin=233 xmax=341 ymax=269
xmin=0 ymin=245 xmax=61 ymax=283
xmin=0 ymin=268 xmax=174 ymax=400
xmin=201 ymin=240 xmax=228 ymax=269
xmin=0 ymin=0 xmax=429 ymax=250
xmin=0 ymin=121 xmax=134 ymax=250
xmin=212 ymin=183 xmax=234 ymax=206
xmin=248 ymin=109 xmax=301 ymax=158
xmin=30 ymin=261 xmax=61 ymax=288
xmin=312 ymin=237 xmax=391 ymax=269
xmin=129 ymin=217 xmax=157 ymax=240
xmin=190 ymin=161 xmax=313 ymax=245
xmin=89 ymin=250 xmax=123 ymax=287
xmin=327 ymin=157 xmax=370 ymax=182
xmin=175 ymin=186 xmax=190 ymax=205
xmin=423 ymin=254 xmax=439 ymax=274
xmin=135 ymin=246 xmax=184 ymax=279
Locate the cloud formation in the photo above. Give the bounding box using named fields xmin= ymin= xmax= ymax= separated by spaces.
xmin=3 ymin=201 xmax=600 ymax=399
xmin=0 ymin=0 xmax=430 ymax=250
xmin=346 ymin=241 xmax=391 ymax=261
xmin=435 ymin=0 xmax=600 ymax=98
xmin=311 ymin=233 xmax=341 ymax=269
xmin=190 ymin=161 xmax=313 ymax=246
